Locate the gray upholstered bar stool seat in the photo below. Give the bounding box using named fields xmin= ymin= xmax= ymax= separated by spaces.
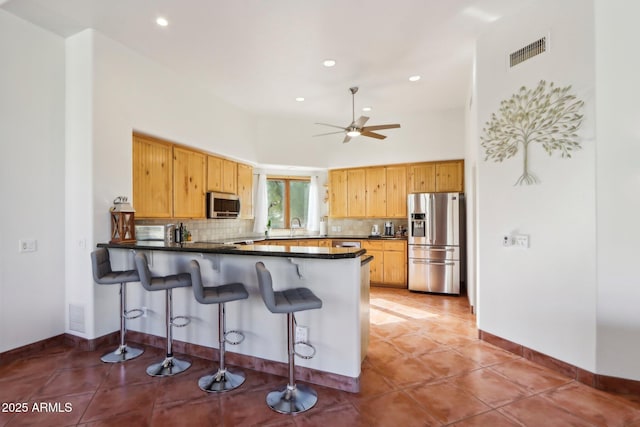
xmin=135 ymin=252 xmax=192 ymax=377
xmin=90 ymin=248 xmax=144 ymax=363
xmin=255 ymin=261 xmax=323 ymax=415
xmin=189 ymin=260 xmax=249 ymax=392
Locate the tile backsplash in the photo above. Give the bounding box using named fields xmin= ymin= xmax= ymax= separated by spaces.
xmin=136 ymin=217 xmax=408 ymax=242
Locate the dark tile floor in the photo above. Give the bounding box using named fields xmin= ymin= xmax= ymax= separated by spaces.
xmin=1 ymin=287 xmax=639 ymax=426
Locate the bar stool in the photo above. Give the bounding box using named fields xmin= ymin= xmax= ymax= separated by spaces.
xmin=90 ymin=248 xmax=144 ymax=363
xmin=189 ymin=259 xmax=249 ymax=392
xmin=135 ymin=252 xmax=192 ymax=377
xmin=255 ymin=261 xmax=323 ymax=414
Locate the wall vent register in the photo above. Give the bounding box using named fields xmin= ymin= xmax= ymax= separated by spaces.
xmin=509 ymin=36 xmax=547 ymax=68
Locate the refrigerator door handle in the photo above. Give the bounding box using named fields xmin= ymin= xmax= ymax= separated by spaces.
xmin=411 ymin=260 xmax=456 ymax=266
xmin=426 ymin=248 xmax=454 ymax=252
xmin=430 ymin=194 xmax=436 ymax=244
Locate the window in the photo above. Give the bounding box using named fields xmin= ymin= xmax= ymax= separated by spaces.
xmin=267 ymin=177 xmax=310 ymax=229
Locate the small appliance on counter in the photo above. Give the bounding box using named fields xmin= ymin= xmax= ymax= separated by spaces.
xmin=319 ymin=217 xmax=328 ymax=236
xmin=384 ymin=221 xmax=394 ymax=236
xmin=370 ymin=224 xmax=380 ymax=236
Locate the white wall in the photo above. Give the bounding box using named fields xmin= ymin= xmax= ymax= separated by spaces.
xmin=475 ymin=0 xmax=597 ymax=371
xmin=254 ymin=108 xmax=465 ymax=169
xmin=64 ymin=30 xmax=259 ymax=339
xmin=594 ymin=0 xmax=640 ymax=379
xmin=0 ymin=10 xmax=66 ymax=351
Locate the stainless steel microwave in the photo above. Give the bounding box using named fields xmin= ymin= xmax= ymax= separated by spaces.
xmin=206 ymin=192 xmax=240 ymax=218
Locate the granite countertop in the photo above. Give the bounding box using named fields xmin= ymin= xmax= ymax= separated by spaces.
xmin=98 ymin=241 xmax=366 ymax=260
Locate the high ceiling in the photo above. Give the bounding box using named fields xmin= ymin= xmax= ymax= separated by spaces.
xmin=2 ymin=0 xmax=532 ymax=123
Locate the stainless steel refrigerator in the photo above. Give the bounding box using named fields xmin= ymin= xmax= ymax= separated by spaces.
xmin=407 ymin=192 xmax=464 ymax=294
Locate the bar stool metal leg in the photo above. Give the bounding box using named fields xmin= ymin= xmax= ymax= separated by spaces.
xmin=101 ymin=282 xmax=144 ymax=363
xmin=266 ymin=313 xmax=318 ymax=414
xmin=146 ymin=288 xmax=191 ymax=377
xmin=198 ymin=303 xmax=246 ymax=392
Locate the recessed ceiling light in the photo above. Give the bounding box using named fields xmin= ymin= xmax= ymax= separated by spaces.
xmin=362 ymin=106 xmax=372 ymax=112
xmin=295 ymin=97 xmax=305 ymax=102
xmin=156 ymin=17 xmax=169 ymax=27
xmin=323 ymin=59 xmax=336 ymax=67
xmin=409 ymin=75 xmax=421 ymax=82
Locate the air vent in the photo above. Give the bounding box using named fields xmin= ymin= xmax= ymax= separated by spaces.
xmin=69 ymin=304 xmax=86 ymax=333
xmin=509 ymin=36 xmax=547 ymax=68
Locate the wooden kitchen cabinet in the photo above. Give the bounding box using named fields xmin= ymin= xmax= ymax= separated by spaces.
xmin=366 ymin=167 xmax=386 ymax=217
xmin=329 ymin=169 xmax=348 ymax=217
xmin=237 ymin=162 xmax=253 ymax=219
xmin=132 ymin=134 xmax=173 ymax=218
xmin=363 ymin=239 xmax=407 ymax=288
xmin=408 ymin=163 xmax=436 ymax=193
xmin=386 ymin=165 xmax=407 ymax=217
xmin=382 ymin=240 xmax=407 ymax=287
xmin=318 ymin=239 xmax=332 ymax=247
xmin=173 ymin=146 xmax=206 ymax=218
xmin=207 ymin=156 xmax=237 ymax=194
xmin=435 ymin=160 xmax=464 ymax=193
xmin=362 ymin=241 xmax=384 ymax=284
xmin=347 ymin=168 xmax=366 ymax=217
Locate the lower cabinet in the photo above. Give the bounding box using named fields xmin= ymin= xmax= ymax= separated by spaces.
xmin=362 ymin=240 xmax=407 ymax=288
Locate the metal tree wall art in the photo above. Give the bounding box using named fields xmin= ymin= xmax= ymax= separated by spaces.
xmin=481 ymin=80 xmax=584 ymax=185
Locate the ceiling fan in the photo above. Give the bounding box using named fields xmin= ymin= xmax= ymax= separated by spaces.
xmin=314 ymin=87 xmax=401 ymax=143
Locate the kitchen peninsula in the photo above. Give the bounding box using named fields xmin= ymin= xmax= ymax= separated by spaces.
xmin=98 ymin=241 xmax=371 ymax=392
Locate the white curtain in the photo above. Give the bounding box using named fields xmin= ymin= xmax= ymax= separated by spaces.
xmin=253 ymin=173 xmax=268 ymax=233
xmin=307 ymin=175 xmax=320 ymax=232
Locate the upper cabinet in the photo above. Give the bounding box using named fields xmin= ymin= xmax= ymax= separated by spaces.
xmin=329 ymin=170 xmax=348 ymax=217
xmin=173 ymin=146 xmax=206 ymax=218
xmin=386 ymin=165 xmax=407 ymax=218
xmin=133 ymin=133 xmax=253 ymax=219
xmin=347 ymin=168 xmax=366 ymax=217
xmin=435 ymin=160 xmax=464 ymax=193
xmin=365 ymin=167 xmax=386 ymax=217
xmin=132 ymin=135 xmax=173 ymax=218
xmin=207 ymin=156 xmax=238 ymax=194
xmin=237 ymin=162 xmax=253 ymax=219
xmin=408 ymin=163 xmax=436 ymax=193
xmin=328 ymin=160 xmax=463 ymax=218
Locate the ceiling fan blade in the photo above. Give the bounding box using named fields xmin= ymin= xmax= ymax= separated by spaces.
xmin=315 ymin=122 xmax=348 ymax=131
xmin=342 ymin=134 xmax=352 ymax=143
xmin=313 ymin=130 xmax=346 ymax=137
xmin=361 ymin=131 xmax=387 ymax=140
xmin=361 ymin=124 xmax=401 ymax=132
xmin=352 ymin=116 xmax=370 ymax=128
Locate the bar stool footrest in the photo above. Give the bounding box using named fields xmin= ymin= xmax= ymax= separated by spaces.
xmin=224 ymin=330 xmax=245 ymax=345
xmin=294 ymin=341 xmax=316 ymax=360
xmin=123 ymin=308 xmax=144 ymax=320
xmin=170 ymin=315 xmax=190 ymax=328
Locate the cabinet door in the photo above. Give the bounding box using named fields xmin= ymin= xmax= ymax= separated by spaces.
xmin=435 ymin=160 xmax=464 ymax=193
xmin=386 ymin=165 xmax=407 ymax=217
xmin=329 ymin=170 xmax=348 ymax=217
xmin=408 ymin=163 xmax=436 ymax=193
xmin=173 ymin=147 xmax=206 ymax=218
xmin=318 ymin=239 xmax=332 ymax=247
xmin=222 ymin=159 xmax=237 ymax=194
xmin=366 ymin=167 xmax=386 ymax=217
xmin=348 ymin=169 xmax=366 ymax=217
xmin=207 ymin=156 xmax=223 ymax=192
xmin=132 ymin=135 xmax=173 ymax=218
xmin=367 ymin=250 xmax=384 ymax=283
xmin=383 ymin=250 xmax=407 ymax=287
xmin=237 ymin=163 xmax=253 ymax=219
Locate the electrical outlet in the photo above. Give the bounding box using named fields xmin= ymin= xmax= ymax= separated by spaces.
xmin=514 ymin=234 xmax=529 ymax=248
xmin=18 ymin=239 xmax=37 ymax=253
xmin=502 ymin=235 xmax=512 ymax=247
xmin=295 ymin=325 xmax=308 ymax=343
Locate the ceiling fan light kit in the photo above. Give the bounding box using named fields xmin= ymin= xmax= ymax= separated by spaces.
xmin=314 ymin=87 xmax=400 ymax=143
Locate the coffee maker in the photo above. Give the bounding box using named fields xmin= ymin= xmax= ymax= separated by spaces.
xmin=384 ymin=221 xmax=394 ymax=236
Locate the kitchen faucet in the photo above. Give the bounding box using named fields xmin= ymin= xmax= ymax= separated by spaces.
xmin=290 ymin=217 xmax=302 ymax=237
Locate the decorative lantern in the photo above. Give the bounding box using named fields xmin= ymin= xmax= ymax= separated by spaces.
xmin=110 ymin=196 xmax=136 ymax=243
